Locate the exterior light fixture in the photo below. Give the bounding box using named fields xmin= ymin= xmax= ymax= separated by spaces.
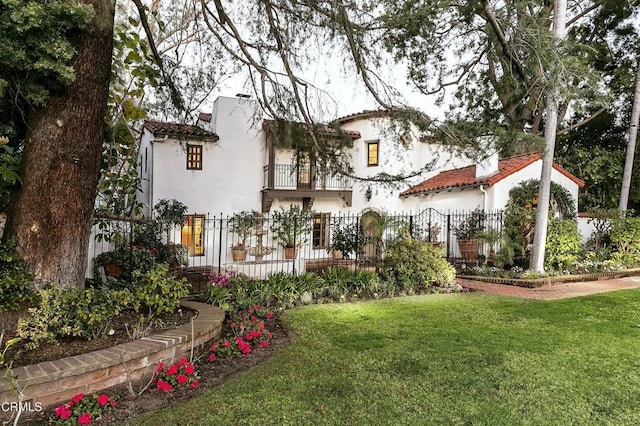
xmin=365 ymin=186 xmax=372 ymax=202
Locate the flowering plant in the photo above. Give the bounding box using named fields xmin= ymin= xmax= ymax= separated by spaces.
xmin=152 ymin=357 xmax=200 ymax=392
xmin=51 ymin=393 xmax=116 ymax=425
xmin=208 ymin=305 xmax=274 ymax=361
xmin=231 ymin=242 xmax=247 ymax=250
xmin=207 ymin=269 xmax=237 ymax=287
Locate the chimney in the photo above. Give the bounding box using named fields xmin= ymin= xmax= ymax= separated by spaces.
xmin=475 ymin=138 xmax=499 ymax=178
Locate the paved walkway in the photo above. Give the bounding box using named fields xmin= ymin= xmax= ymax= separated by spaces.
xmin=457 ymin=276 xmax=640 ymax=300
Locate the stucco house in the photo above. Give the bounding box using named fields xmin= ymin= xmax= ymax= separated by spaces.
xmin=133 ymin=94 xmax=585 ymax=270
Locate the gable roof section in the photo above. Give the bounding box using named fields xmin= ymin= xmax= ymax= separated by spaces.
xmin=333 ymin=109 xmax=389 ymax=124
xmin=400 ymin=153 xmax=584 ymax=197
xmin=143 ymin=120 xmax=219 ymax=141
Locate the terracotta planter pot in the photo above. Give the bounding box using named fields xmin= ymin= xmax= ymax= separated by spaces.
xmin=103 ymin=263 xmax=123 ymax=279
xmin=232 ymin=249 xmax=248 ymax=262
xmin=332 ymin=250 xmax=343 ymax=260
xmin=458 ymin=239 xmax=479 ymax=262
xmin=284 ymin=247 xmax=298 ymax=260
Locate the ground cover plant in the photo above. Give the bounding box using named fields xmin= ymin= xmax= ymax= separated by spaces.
xmin=134 ymin=289 xmax=640 ymax=425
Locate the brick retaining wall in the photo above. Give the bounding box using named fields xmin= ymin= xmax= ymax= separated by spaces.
xmin=0 ymin=300 xmax=224 ymax=415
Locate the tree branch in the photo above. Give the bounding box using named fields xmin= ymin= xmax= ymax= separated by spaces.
xmin=556 ymin=107 xmax=607 ymax=135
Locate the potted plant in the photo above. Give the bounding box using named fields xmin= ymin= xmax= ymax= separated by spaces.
xmin=229 ymin=210 xmax=258 ymax=262
xmin=424 ymin=222 xmax=442 ymax=247
xmin=476 ymin=227 xmax=502 ymax=265
xmin=453 ymin=209 xmax=485 ymax=262
xmin=269 ymin=205 xmax=313 ymax=259
xmin=95 ymin=248 xmax=131 ymax=279
xmin=153 ymin=198 xmax=188 ymax=241
xmin=328 ymin=221 xmax=360 ymax=259
xmin=161 ymin=242 xmax=189 ymax=273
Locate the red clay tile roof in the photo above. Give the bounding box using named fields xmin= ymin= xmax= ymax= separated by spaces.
xmin=262 ymin=119 xmax=361 ymax=139
xmin=143 ymin=120 xmax=219 ymax=140
xmin=400 ymin=153 xmax=584 ymax=197
xmin=198 ymin=112 xmax=212 ymax=123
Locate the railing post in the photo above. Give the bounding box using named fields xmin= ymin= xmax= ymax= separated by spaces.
xmin=218 ymin=213 xmax=223 ymax=273
xmin=355 ymin=215 xmax=360 ymax=270
xmin=446 ymin=213 xmax=451 ymax=260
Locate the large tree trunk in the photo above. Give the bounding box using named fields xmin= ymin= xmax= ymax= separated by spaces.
xmin=529 ymin=0 xmax=567 ymax=273
xmin=4 ymin=0 xmax=115 ymax=289
xmin=619 ymin=66 xmax=640 ymax=211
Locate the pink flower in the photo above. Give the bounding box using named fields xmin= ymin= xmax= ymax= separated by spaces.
xmin=190 ymin=380 xmax=200 ymax=389
xmin=154 ymin=361 xmax=164 ymax=374
xmin=223 ymin=340 xmax=231 ymax=348
xmin=251 ymin=316 xmax=258 ymax=323
xmin=210 ymin=342 xmax=219 ymax=351
xmin=255 ymin=305 xmax=260 ymax=310
xmin=97 ymin=394 xmax=110 ymax=406
xmin=208 ymin=353 xmax=217 ymax=361
xmin=71 ymin=393 xmax=85 ymax=403
xmin=242 ymin=347 xmax=251 ymax=355
xmin=179 ymin=357 xmax=188 ymax=366
xmin=266 ymin=333 xmax=272 ymax=339
xmin=156 ymin=380 xmax=173 ymax=392
xmin=176 ymin=374 xmax=189 ymax=384
xmin=266 ymin=312 xmax=273 ymax=319
xmin=259 ymin=341 xmax=270 ymax=348
xmin=184 ymin=363 xmax=195 ymax=375
xmin=167 ymin=364 xmax=179 ymax=375
xmin=78 ymin=412 xmax=93 ymax=425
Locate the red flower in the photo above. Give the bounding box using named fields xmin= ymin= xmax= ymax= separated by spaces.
xmin=190 ymin=380 xmax=200 ymax=389
xmin=251 ymin=316 xmax=258 ymax=323
xmin=223 ymin=340 xmax=231 ymax=348
xmin=179 ymin=357 xmax=188 ymax=366
xmin=210 ymin=342 xmax=219 ymax=351
xmin=266 ymin=312 xmax=273 ymax=319
xmin=71 ymin=393 xmax=85 ymax=403
xmin=55 ymin=405 xmax=72 ymax=419
xmin=157 ymin=380 xmax=173 ymax=392
xmin=78 ymin=412 xmax=93 ymax=425
xmin=184 ymin=363 xmax=195 ymax=375
xmin=97 ymin=394 xmax=110 ymax=406
xmin=176 ymin=374 xmax=189 ymax=384
xmin=255 ymin=305 xmax=260 ymax=310
xmin=259 ymin=341 xmax=270 ymax=348
xmin=208 ymin=353 xmax=217 ymax=361
xmin=266 ymin=333 xmax=272 ymax=339
xmin=166 ymin=364 xmax=179 ymax=375
xmin=154 ymin=361 xmax=164 ymax=374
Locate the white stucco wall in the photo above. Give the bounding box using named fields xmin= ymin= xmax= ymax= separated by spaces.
xmin=149 ymin=96 xmax=265 ymax=217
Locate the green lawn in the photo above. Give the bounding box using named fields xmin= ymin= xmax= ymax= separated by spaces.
xmin=133 ymin=290 xmax=640 ymax=425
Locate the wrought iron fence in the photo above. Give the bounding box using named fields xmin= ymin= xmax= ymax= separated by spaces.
xmin=88 ymin=208 xmax=505 ymax=282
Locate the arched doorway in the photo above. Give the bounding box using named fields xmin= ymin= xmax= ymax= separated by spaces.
xmin=361 ymin=210 xmax=383 ymax=265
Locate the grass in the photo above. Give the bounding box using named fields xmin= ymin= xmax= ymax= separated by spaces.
xmin=133 ymin=290 xmax=640 ymax=425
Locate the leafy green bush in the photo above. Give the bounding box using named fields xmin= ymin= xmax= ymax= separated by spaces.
xmin=319 ymin=267 xmax=380 ymax=298
xmin=609 ymin=216 xmax=640 ymax=267
xmin=0 ymin=240 xmax=35 ymax=312
xmin=17 ymin=286 xmax=133 ymax=349
xmin=133 ymin=264 xmax=190 ymax=317
xmin=383 ymin=238 xmax=455 ymax=287
xmin=544 ymin=219 xmax=584 ymax=271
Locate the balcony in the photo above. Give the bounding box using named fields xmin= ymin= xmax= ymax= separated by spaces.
xmin=261 ymin=164 xmax=354 ymax=211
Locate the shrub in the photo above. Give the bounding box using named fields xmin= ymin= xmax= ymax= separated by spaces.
xmin=133 ymin=264 xmax=190 ymax=317
xmin=544 ymin=219 xmax=584 ymax=271
xmin=383 ymin=238 xmax=455 ymax=287
xmin=0 ymin=240 xmax=35 ymax=312
xmin=609 ymin=216 xmax=640 ymax=267
xmin=17 ymin=286 xmax=133 ymax=349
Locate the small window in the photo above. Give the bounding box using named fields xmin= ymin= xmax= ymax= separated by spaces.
xmin=312 ymin=213 xmax=330 ymax=249
xmin=366 ymin=141 xmax=379 ymax=167
xmin=187 ymin=144 xmax=202 ymax=170
xmin=181 ymin=214 xmax=205 ymax=256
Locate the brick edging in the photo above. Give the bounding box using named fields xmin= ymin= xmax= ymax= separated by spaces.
xmin=0 ymin=300 xmax=224 ymax=410
xmin=458 ymin=268 xmax=640 ymax=288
